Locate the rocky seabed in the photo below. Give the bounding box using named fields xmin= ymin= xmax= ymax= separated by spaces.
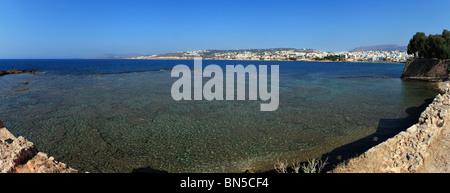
xmin=332 ymin=82 xmax=450 ymax=173
xmin=2 ymin=83 xmax=449 ymax=173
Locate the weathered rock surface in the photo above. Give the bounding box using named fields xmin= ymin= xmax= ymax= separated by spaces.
xmin=401 ymin=58 xmax=450 ymax=81
xmin=332 ymin=82 xmax=450 ymax=173
xmin=0 ymin=121 xmax=77 ymax=173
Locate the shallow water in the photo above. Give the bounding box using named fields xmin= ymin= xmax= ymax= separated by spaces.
xmin=0 ymin=59 xmax=439 ymax=172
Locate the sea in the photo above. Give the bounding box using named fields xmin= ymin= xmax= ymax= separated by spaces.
xmin=0 ymin=59 xmax=439 ymax=172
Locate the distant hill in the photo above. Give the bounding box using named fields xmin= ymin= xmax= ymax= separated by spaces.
xmin=96 ymin=53 xmax=144 ymax=59
xmin=350 ymin=44 xmax=407 ymax=52
xmin=144 ymin=48 xmax=321 ymax=58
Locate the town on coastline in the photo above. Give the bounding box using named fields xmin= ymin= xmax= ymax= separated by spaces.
xmin=125 ymin=47 xmax=410 ymax=63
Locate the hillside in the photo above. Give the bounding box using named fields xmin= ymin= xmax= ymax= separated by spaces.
xmin=350 ymin=44 xmax=407 ymax=52
xmin=154 ymin=48 xmax=320 ymax=58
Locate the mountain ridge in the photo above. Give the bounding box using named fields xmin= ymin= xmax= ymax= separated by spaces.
xmin=350 ymin=44 xmax=407 ymax=52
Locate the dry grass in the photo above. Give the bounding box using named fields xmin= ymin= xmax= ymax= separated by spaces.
xmin=274 ymin=157 xmax=328 ymax=173
xmin=274 ymin=159 xmax=288 ymax=173
xmin=301 ymin=158 xmax=328 ymax=173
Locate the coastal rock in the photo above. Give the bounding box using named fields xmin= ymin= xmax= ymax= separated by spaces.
xmin=0 ymin=120 xmax=77 ymax=173
xmin=14 ymin=152 xmax=77 ymax=173
xmin=331 ymin=82 xmax=450 ymax=173
xmin=0 ymin=69 xmax=40 ymax=77
xmin=0 ymin=129 xmax=37 ymax=173
xmin=401 ymin=58 xmax=450 ymax=81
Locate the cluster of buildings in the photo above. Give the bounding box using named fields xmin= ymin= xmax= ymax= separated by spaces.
xmin=128 ymin=49 xmax=411 ymax=63
xmin=332 ymin=50 xmax=410 ymax=63
xmin=209 ymin=49 xmax=318 ymax=61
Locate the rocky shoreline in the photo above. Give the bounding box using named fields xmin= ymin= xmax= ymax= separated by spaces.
xmin=332 ymin=82 xmax=450 ymax=172
xmin=0 ymin=70 xmax=40 ymax=77
xmin=400 ymin=58 xmax=450 ymax=81
xmin=0 ymin=120 xmax=77 ymax=173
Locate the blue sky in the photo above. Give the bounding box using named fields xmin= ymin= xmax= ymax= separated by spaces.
xmin=0 ymin=0 xmax=449 ymax=59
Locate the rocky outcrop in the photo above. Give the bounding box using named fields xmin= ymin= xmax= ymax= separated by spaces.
xmin=332 ymin=82 xmax=450 ymax=173
xmin=0 ymin=121 xmax=77 ymax=173
xmin=0 ymin=70 xmax=40 ymax=77
xmin=401 ymin=58 xmax=450 ymax=81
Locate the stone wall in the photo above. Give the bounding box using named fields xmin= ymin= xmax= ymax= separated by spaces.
xmin=332 ymin=82 xmax=450 ymax=173
xmin=401 ymin=58 xmax=450 ymax=81
xmin=0 ymin=121 xmax=77 ymax=173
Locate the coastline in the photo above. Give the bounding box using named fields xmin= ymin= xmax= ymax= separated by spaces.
xmin=1 ymin=83 xmax=445 ymax=173
xmin=0 ymin=121 xmax=77 ymax=173
xmin=0 ymin=69 xmax=40 ymax=77
xmin=331 ymin=81 xmax=450 ymax=173
xmin=115 ymin=57 xmax=406 ymax=64
xmin=0 ymin=60 xmax=445 ymax=173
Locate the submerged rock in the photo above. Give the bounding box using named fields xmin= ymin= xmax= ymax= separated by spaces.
xmin=0 ymin=69 xmax=40 ymax=76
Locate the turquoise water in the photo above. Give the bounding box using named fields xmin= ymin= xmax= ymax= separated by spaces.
xmin=0 ymin=59 xmax=439 ymax=172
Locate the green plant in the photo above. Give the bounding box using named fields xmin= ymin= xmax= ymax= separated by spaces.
xmin=408 ymin=30 xmax=450 ymax=59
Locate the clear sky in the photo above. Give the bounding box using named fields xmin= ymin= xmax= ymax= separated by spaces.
xmin=0 ymin=0 xmax=449 ymax=59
